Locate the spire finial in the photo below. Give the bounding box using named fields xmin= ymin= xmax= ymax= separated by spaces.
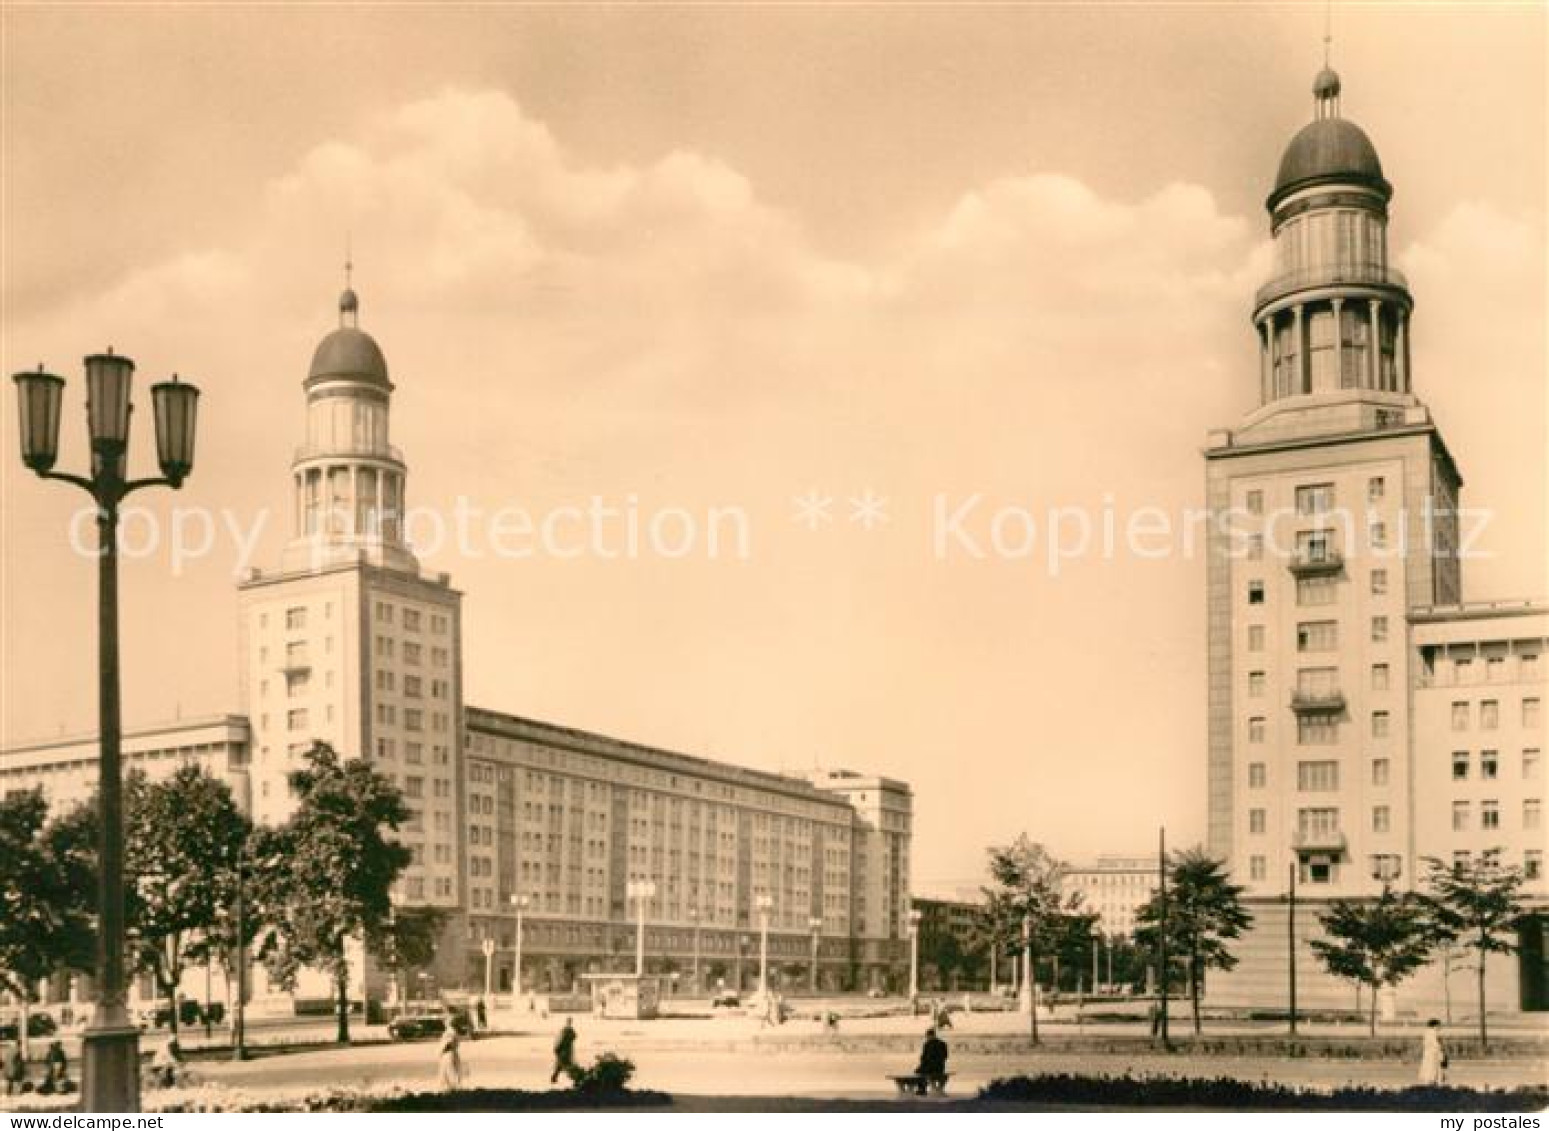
xmin=1312 ymin=2 xmax=1341 ymax=122
xmin=339 ymin=234 xmax=360 ymax=328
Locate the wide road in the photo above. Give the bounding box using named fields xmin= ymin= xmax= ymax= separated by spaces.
xmin=189 ymin=1031 xmax=1544 ymax=1102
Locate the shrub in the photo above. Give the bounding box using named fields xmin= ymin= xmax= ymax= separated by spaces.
xmin=569 ymin=1052 xmax=637 ymax=1095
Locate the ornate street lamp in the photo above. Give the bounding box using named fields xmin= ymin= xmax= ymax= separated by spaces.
xmin=12 ymin=352 xmax=200 ymax=1112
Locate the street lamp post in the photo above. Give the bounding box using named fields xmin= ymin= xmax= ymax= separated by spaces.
xmin=13 ymin=353 xmax=200 ymax=1113
xmin=509 ymin=893 xmax=529 ymax=1006
xmin=736 ymin=935 xmax=749 ymax=992
xmin=627 ymin=880 xmax=656 ymax=977
xmin=233 ymin=850 xmax=251 ymax=1060
xmin=754 ymin=894 xmax=773 ymax=998
xmin=688 ymin=907 xmax=701 ymax=993
xmin=808 ymin=917 xmax=823 ymax=994
xmin=907 ymin=908 xmax=922 ymax=1004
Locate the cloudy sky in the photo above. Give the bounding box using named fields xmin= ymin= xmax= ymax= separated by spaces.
xmin=2 ymin=3 xmax=1543 ymax=894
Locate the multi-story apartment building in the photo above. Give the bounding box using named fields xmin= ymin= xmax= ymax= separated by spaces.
xmin=1203 ymin=66 xmax=1547 ymax=1012
xmin=460 ymin=710 xmax=908 ymax=992
xmin=1061 ymin=857 xmax=1157 ymax=939
xmin=1 ymin=285 xmax=914 ymax=1012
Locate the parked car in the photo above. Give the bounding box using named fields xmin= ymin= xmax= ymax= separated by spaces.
xmin=0 ymin=1012 xmax=56 ymax=1040
xmin=387 ymin=1013 xmax=448 ymax=1041
xmin=710 ymin=989 xmax=741 ymax=1008
xmin=136 ymin=1000 xmax=213 ymax=1030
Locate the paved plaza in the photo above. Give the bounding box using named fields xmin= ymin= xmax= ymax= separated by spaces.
xmin=143 ymin=1006 xmax=1545 ymax=1103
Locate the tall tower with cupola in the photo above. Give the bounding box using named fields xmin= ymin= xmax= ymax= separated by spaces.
xmin=1255 ymin=66 xmax=1413 ymax=407
xmin=237 ymin=282 xmax=467 ymax=935
xmin=1204 ymin=65 xmax=1464 ymax=940
xmin=283 ymin=282 xmax=416 ymax=574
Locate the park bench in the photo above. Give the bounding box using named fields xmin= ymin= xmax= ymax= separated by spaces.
xmin=888 ymin=1073 xmax=951 ymax=1097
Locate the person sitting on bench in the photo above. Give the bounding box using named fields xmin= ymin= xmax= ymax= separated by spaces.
xmin=913 ymin=1027 xmax=949 ymax=1095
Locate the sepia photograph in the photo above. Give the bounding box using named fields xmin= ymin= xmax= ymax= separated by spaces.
xmin=1 ymin=0 xmax=1545 ymax=1117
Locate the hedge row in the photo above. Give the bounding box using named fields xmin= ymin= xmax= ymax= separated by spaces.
xmin=978 ymin=1073 xmax=1549 ymax=1112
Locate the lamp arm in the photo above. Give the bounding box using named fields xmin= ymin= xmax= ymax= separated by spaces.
xmin=32 ymin=468 xmax=96 ymax=494
xmin=122 ymin=475 xmax=182 ymax=497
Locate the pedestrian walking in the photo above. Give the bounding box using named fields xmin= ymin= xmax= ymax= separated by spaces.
xmin=3 ymin=1041 xmax=27 ymax=1096
xmin=475 ymin=996 xmax=488 ymax=1031
xmin=437 ymin=1024 xmax=465 ymax=1092
xmin=550 ymin=1017 xmax=578 ymax=1085
xmin=1418 ymin=1019 xmax=1449 ymax=1086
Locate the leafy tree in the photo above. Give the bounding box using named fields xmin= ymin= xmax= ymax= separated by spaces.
xmin=1133 ymin=847 xmax=1251 ymax=1034
xmin=982 ymin=836 xmax=1086 ymax=1044
xmin=254 ymin=742 xmax=410 ymax=1044
xmin=123 ymin=766 xmax=251 ymax=1036
xmin=367 ymin=905 xmax=448 ymax=1009
xmin=1309 ymin=886 xmax=1434 ymax=1034
xmin=0 ymin=790 xmax=95 ymax=1055
xmin=1420 ymin=853 xmax=1528 ymax=1050
xmin=1047 ymin=906 xmax=1102 ymax=994
xmin=922 ymin=929 xmax=966 ymax=991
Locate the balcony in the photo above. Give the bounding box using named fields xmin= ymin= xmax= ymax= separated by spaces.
xmin=1292 ymin=829 xmax=1347 ymax=854
xmin=1254 ymin=264 xmax=1409 ymax=311
xmin=1288 ymin=546 xmax=1344 ymax=576
xmin=1290 ymin=688 xmax=1346 ymax=714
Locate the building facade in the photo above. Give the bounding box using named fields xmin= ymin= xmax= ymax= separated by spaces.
xmin=1061 ymin=857 xmax=1157 ymax=939
xmin=461 ymin=711 xmax=909 ymax=993
xmin=1 ymin=285 xmax=914 ymax=1013
xmin=1203 ymin=67 xmax=1547 ymax=1012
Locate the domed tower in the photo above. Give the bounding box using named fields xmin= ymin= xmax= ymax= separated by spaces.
xmin=1204 ymin=65 xmax=1466 ymax=956
xmin=284 ymin=285 xmax=417 ymax=573
xmin=1252 ymin=67 xmax=1413 ymax=408
xmin=238 ymin=276 xmax=467 ymax=974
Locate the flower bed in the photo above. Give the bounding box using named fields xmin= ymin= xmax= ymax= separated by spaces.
xmin=977 ymin=1073 xmax=1548 ymax=1112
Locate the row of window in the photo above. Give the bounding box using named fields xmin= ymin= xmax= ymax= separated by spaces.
xmin=372 ymin=670 xmax=452 ymax=699
xmin=1245 ymin=478 xmax=1387 ymax=518
xmin=372 ymin=704 xmax=451 ymax=732
xmin=1247 ymin=712 xmax=1390 ymax=744
xmin=257 ymin=604 xmax=333 ymax=631
xmin=1451 ymin=698 xmax=1541 ymax=730
xmin=373 ymin=601 xmax=451 ymax=634
xmin=1452 ymin=748 xmax=1541 ymax=781
xmin=1452 ymin=798 xmax=1542 ymax=831
xmin=372 ymin=636 xmax=452 ymax=666
xmin=1249 ymin=798 xmax=1543 ymax=837
xmin=1247 ymin=851 xmax=1543 ymax=884
xmin=374 ymin=738 xmax=451 ymax=765
xmin=1429 ymin=652 xmax=1544 ymax=686
xmin=400 ymin=876 xmax=456 ymax=900
xmin=1248 ymin=664 xmax=1389 ymax=696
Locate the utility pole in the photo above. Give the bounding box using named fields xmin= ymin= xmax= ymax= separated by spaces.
xmin=1287 ymin=861 xmax=1298 ymax=1037
xmin=1156 ymin=827 xmax=1170 ymax=1047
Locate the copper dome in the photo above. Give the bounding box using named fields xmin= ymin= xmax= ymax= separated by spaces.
xmin=1269 ymin=116 xmax=1390 ymax=211
xmin=307 ymin=326 xmax=390 ymax=388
